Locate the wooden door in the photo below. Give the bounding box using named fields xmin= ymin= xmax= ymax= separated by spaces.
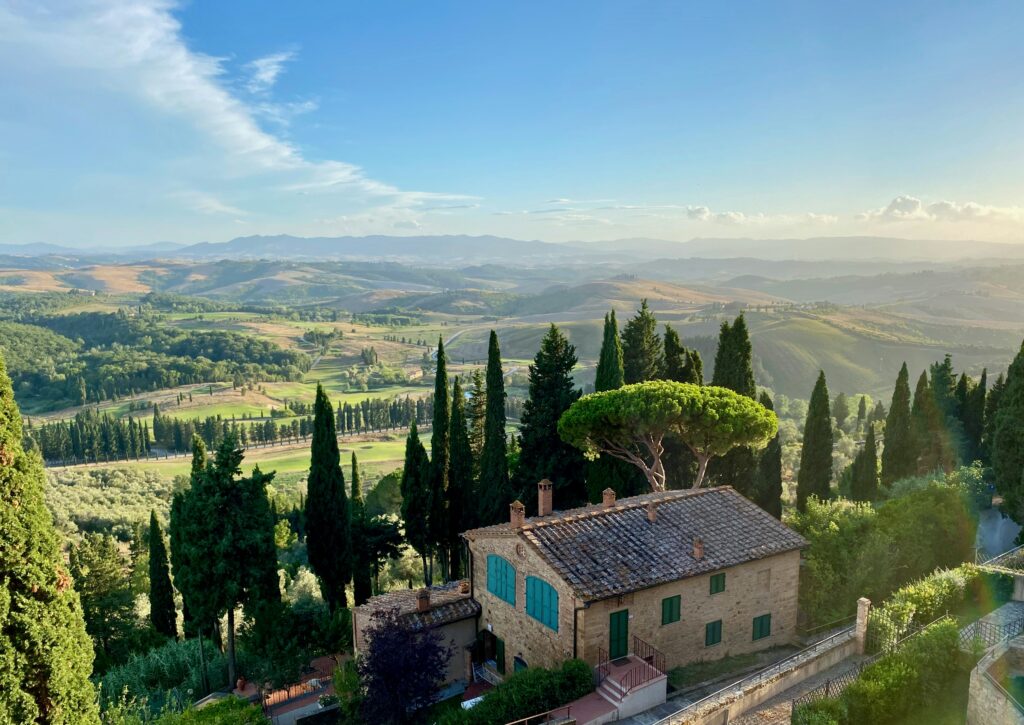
xmin=609 ymin=609 xmax=629 ymax=659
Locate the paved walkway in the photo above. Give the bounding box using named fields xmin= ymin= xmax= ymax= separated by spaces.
xmin=726 ymin=656 xmax=866 ymax=725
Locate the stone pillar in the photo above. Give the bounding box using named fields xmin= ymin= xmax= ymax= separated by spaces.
xmin=855 ymin=597 xmax=871 ymax=655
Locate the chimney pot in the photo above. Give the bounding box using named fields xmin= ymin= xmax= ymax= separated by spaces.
xmin=693 ymin=537 xmax=704 ymax=561
xmin=416 ymin=588 xmax=431 ymax=613
xmin=646 ymin=502 xmax=658 ymax=523
xmin=538 ymin=479 xmax=553 ymax=517
xmin=602 ymin=488 xmax=616 ymax=509
xmin=510 ymin=500 xmax=526 ymax=529
xmin=459 ymin=580 xmax=470 ymax=595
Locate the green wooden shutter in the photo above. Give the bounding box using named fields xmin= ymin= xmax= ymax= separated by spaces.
xmin=609 ymin=610 xmax=629 ymax=659
xmin=753 ymin=613 xmax=772 ymax=640
xmin=661 ymin=595 xmax=681 ymax=625
xmin=705 ymin=619 xmax=722 ymax=646
xmin=496 ymin=637 xmax=506 ymax=674
xmin=710 ymin=573 xmax=726 ymax=594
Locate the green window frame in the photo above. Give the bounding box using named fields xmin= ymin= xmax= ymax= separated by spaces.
xmin=661 ymin=595 xmax=681 ymax=625
xmin=705 ymin=619 xmax=723 ymax=647
xmin=486 ymin=554 xmax=516 ymax=606
xmin=525 ymin=576 xmax=559 ymax=631
xmin=709 ymin=572 xmax=726 ymax=595
xmin=753 ymin=613 xmax=772 ymax=641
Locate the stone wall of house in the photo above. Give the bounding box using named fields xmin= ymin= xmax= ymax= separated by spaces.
xmin=579 ymin=549 xmax=801 ymax=669
xmin=469 ymin=531 xmax=800 ymax=674
xmin=352 ymin=612 xmax=477 ymax=687
xmin=468 ymin=532 xmax=583 ymax=673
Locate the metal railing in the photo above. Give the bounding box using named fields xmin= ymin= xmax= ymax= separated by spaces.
xmin=595 ymin=647 xmax=610 ymax=686
xmin=983 ymin=671 xmax=1024 ymax=716
xmin=960 ymin=613 xmax=1024 ymax=650
xmin=984 ymin=544 xmax=1024 ymax=571
xmin=261 ymin=663 xmax=335 ymax=713
xmin=652 ymin=625 xmax=856 ymax=724
xmin=616 ymin=659 xmax=663 ymax=696
xmin=503 ymin=704 xmax=574 ymax=724
xmin=633 ymin=635 xmax=667 ymax=675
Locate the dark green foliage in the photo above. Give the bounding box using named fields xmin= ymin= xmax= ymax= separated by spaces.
xmin=881 ymin=363 xmax=915 ymax=486
xmin=753 ymin=392 xmax=783 ymax=518
xmin=993 ymin=342 xmax=1024 ymax=520
xmin=708 ymin=315 xmax=757 ymax=496
xmin=430 ymin=337 xmax=451 ymax=579
xmin=961 ymin=369 xmax=986 ymax=464
xmin=436 ymin=659 xmax=593 ymax=725
xmin=797 ymin=371 xmax=833 ymax=511
xmin=857 ymin=395 xmax=868 ymax=425
xmin=447 ymin=378 xmax=472 ymax=576
xmin=148 ymin=510 xmax=177 ymax=639
xmin=0 ymin=351 xmax=99 ymax=723
xmin=587 ymin=311 xmax=645 ymax=501
xmin=350 ymin=454 xmax=372 ymax=606
xmin=930 ymin=354 xmax=966 ymax=459
xmin=69 ymin=532 xmax=138 ymax=673
xmin=983 ymin=371 xmax=1005 ymax=464
xmin=832 ymin=392 xmax=850 ymax=428
xmin=594 ymin=311 xmax=624 ymax=391
xmin=849 ymin=427 xmax=879 ymax=502
xmin=711 ymin=314 xmax=756 ymax=398
xmin=516 ymin=325 xmax=587 ymax=509
xmin=789 ymin=480 xmax=977 ymax=627
xmin=169 ymin=435 xmax=281 ymax=684
xmin=477 ymin=331 xmax=513 ymax=526
xmin=401 ymin=422 xmax=434 ymax=583
xmin=621 ymin=299 xmax=662 ymax=384
xmin=911 ymin=371 xmax=956 ymax=474
xmin=305 ymin=384 xmax=351 ymax=611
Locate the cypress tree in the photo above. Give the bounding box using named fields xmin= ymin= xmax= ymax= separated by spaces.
xmin=911 ymin=371 xmax=955 ymax=474
xmin=400 ymin=422 xmax=434 ymax=583
xmin=832 ymin=393 xmax=850 ymax=429
xmin=467 ymin=369 xmax=487 ymax=473
xmin=447 ymin=378 xmax=472 ymax=577
xmin=752 ymin=392 xmax=783 ymax=518
xmin=477 ymin=331 xmax=513 ymax=525
xmin=993 ymin=342 xmax=1024 ymax=518
xmin=587 ymin=311 xmax=644 ymax=500
xmin=983 ymin=372 xmax=1006 ymax=464
xmin=429 ymin=338 xmax=451 ymax=580
xmin=708 ymin=314 xmax=757 ymax=496
xmin=350 ymin=454 xmax=372 ymax=606
xmin=712 ymin=314 xmax=756 ymax=397
xmin=857 ymin=395 xmax=868 ymax=427
xmin=687 ymin=350 xmax=704 ymax=385
xmin=304 ymin=383 xmax=351 ymax=611
xmin=516 ymin=325 xmax=586 ymax=509
xmin=621 ymin=299 xmax=663 ymax=384
xmin=663 ymin=325 xmax=688 ymax=382
xmin=0 ymin=353 xmax=99 ymax=724
xmin=148 ymin=510 xmax=177 ymax=639
xmin=595 ymin=311 xmax=625 ymax=391
xmin=962 ymin=369 xmax=987 ymax=464
xmin=797 ymin=371 xmax=833 ymax=512
xmin=881 ymin=363 xmax=915 ymax=486
xmin=850 ymin=427 xmax=879 ymax=502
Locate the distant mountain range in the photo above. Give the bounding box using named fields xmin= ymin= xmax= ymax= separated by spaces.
xmin=0 ymin=234 xmax=1021 ymax=265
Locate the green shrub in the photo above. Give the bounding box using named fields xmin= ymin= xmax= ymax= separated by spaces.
xmin=791 ymin=697 xmax=845 ymax=725
xmin=437 ymin=659 xmax=594 ymax=725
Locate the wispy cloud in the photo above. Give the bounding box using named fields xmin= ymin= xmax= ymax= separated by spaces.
xmin=245 ymin=50 xmax=295 ymax=94
xmin=172 ymin=191 xmax=247 ymax=216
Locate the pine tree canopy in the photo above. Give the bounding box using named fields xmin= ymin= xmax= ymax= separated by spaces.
xmin=0 ymin=351 xmax=99 ymax=723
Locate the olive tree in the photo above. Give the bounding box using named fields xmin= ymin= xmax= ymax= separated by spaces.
xmin=558 ymin=381 xmax=777 ymax=491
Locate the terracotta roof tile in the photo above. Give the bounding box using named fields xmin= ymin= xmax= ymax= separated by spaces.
xmin=354 ymin=580 xmax=480 ymax=630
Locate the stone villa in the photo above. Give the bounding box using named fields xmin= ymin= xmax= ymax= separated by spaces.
xmin=355 ymin=480 xmax=807 ymax=715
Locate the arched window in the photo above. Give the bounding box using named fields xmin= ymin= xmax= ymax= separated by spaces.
xmin=486 ymin=554 xmax=516 ymax=605
xmin=526 ymin=576 xmax=559 ymax=631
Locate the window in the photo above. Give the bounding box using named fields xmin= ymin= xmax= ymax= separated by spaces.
xmin=513 ymin=656 xmax=528 ymax=672
xmin=496 ymin=637 xmax=506 ymax=674
xmin=661 ymin=595 xmax=681 ymax=625
xmin=526 ymin=576 xmax=559 ymax=631
xmin=487 ymin=555 xmax=516 ymax=605
xmin=709 ymin=572 xmax=726 ymax=595
xmin=705 ymin=619 xmax=723 ymax=647
xmin=753 ymin=613 xmax=772 ymax=641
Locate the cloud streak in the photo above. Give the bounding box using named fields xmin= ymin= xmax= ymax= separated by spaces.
xmin=858 ymin=195 xmax=1024 ymax=224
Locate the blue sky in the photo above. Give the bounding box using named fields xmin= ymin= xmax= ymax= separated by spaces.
xmin=2 ymin=0 xmax=1023 ymax=247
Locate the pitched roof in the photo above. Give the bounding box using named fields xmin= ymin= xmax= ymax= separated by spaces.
xmin=464 ymin=486 xmax=807 ymax=601
xmin=354 ymin=580 xmax=481 ymax=630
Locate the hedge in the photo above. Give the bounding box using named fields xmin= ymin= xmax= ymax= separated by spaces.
xmin=792 ymin=619 xmax=962 ymax=725
xmin=866 ymin=564 xmax=1012 ymax=649
xmin=437 ymin=659 xmax=593 ymax=725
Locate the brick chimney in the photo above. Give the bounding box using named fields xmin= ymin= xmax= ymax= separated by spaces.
xmin=646 ymin=501 xmax=658 ymax=522
xmin=538 ymin=479 xmax=553 ymax=517
xmin=693 ymin=536 xmax=704 ymax=561
xmin=602 ymin=488 xmax=616 ymax=509
xmin=510 ymin=500 xmax=526 ymax=529
xmin=416 ymin=588 xmax=431 ymax=613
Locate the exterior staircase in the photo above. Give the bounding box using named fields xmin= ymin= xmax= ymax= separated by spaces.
xmin=594 ymin=637 xmax=668 ymax=719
